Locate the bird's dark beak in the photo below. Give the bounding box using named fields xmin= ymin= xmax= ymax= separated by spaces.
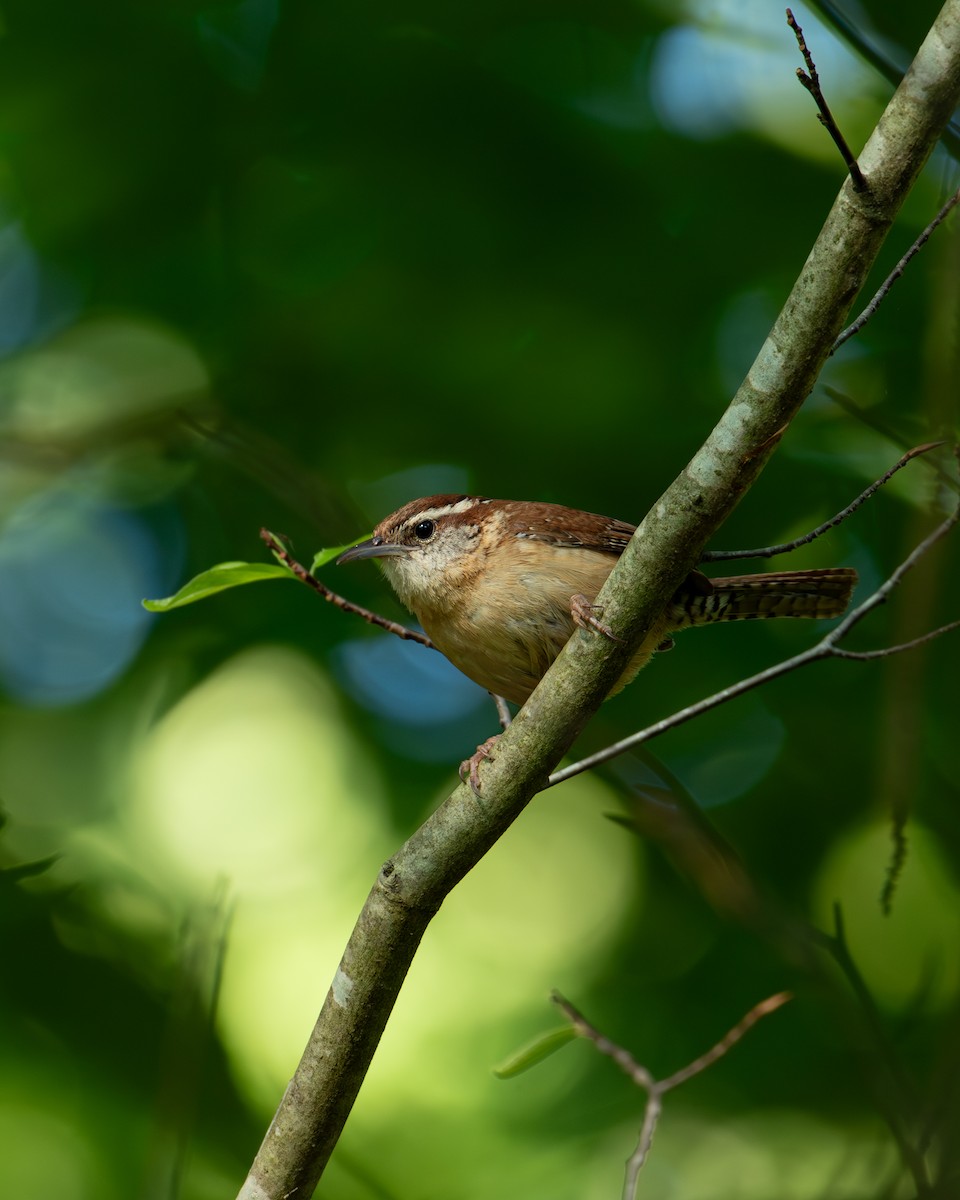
xmin=336 ymin=537 xmax=409 ymax=565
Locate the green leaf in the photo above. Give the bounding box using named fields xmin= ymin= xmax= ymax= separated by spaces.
xmin=3 ymin=855 xmax=59 ymax=882
xmin=310 ymin=536 xmax=369 ymax=573
xmin=493 ymin=1025 xmax=578 ymax=1079
xmin=142 ymin=562 xmax=293 ymax=612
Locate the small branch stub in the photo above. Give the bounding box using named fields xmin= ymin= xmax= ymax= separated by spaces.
xmin=787 ymin=7 xmax=868 ymax=191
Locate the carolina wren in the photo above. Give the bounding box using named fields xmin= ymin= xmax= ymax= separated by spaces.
xmin=337 ymin=494 xmax=858 ymax=707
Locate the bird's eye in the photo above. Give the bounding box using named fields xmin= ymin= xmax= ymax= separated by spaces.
xmin=414 ymin=519 xmax=435 ymax=540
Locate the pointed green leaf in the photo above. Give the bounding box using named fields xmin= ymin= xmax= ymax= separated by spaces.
xmin=310 ymin=536 xmax=369 ymax=573
xmin=3 ymin=854 xmax=59 ymax=882
xmin=493 ymin=1025 xmax=579 ymax=1079
xmin=143 ymin=562 xmax=293 ymax=612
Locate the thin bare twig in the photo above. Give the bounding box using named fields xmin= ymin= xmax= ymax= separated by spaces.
xmin=261 ymin=529 xmax=515 ymax=722
xmin=657 ymin=992 xmax=794 ymax=1090
xmin=809 ymin=0 xmax=960 ymax=153
xmin=702 ymin=443 xmax=942 ymax=562
xmin=259 ymin=528 xmax=435 ymax=648
xmin=827 ymin=618 xmax=960 ymax=660
xmin=552 ymin=990 xmax=791 ymax=1200
xmin=787 ymin=9 xmax=867 ymax=192
xmin=834 ymin=185 xmax=960 ymax=352
xmin=550 ymin=454 xmax=960 ymax=787
xmin=551 ymin=993 xmax=656 ymax=1090
xmin=823 ymin=390 xmax=960 ymax=493
xmin=821 ymin=470 xmax=959 ymax=645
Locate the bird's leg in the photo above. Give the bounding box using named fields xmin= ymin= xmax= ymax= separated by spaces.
xmin=490 ymin=692 xmax=513 ymax=730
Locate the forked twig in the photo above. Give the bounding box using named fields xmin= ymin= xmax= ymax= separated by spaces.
xmin=553 ymin=990 xmax=792 ymax=1200
xmin=701 ymin=443 xmax=942 ymax=562
xmin=787 ymin=9 xmax=867 ymax=192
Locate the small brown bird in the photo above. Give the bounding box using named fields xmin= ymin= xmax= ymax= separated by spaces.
xmin=337 ymin=494 xmax=858 ymax=707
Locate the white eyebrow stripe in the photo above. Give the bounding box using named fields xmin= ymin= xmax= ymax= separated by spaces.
xmin=404 ymin=498 xmax=479 ymax=523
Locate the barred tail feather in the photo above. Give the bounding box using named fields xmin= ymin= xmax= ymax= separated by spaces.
xmin=613 ymin=567 xmax=858 ymax=697
xmin=675 ymin=567 xmax=858 ymax=627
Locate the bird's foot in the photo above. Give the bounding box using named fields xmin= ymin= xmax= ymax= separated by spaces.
xmin=570 ymin=594 xmax=622 ymax=642
xmin=459 ymin=735 xmax=500 ymax=797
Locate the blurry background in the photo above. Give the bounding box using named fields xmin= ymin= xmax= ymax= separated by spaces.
xmin=1 ymin=0 xmax=958 ymax=1196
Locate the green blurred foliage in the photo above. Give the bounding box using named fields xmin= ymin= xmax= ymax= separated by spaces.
xmin=0 ymin=0 xmax=958 ymax=1197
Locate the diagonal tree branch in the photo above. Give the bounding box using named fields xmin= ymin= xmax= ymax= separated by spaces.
xmin=237 ymin=5 xmax=960 ymax=1196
